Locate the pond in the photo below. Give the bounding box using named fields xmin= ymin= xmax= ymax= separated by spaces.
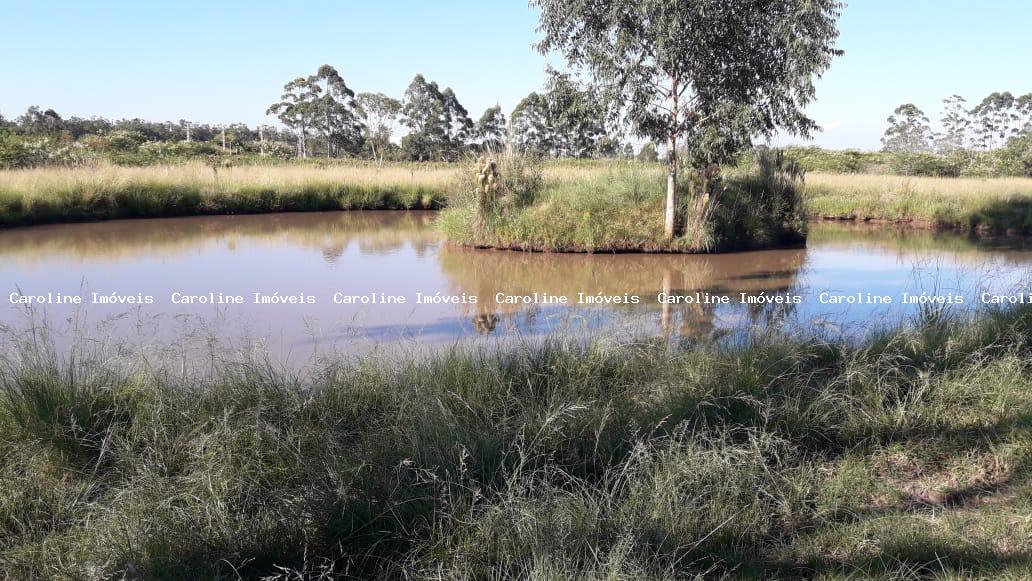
xmin=1 ymin=211 xmax=1030 ymax=363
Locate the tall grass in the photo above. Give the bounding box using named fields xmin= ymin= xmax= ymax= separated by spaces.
xmin=0 ymin=163 xmax=453 ymax=227
xmin=2 ymin=161 xmax=1031 ymax=234
xmin=806 ymin=173 xmax=1032 ymax=232
xmin=1 ymin=305 xmax=1030 ymax=578
xmin=440 ymin=154 xmax=807 ymax=253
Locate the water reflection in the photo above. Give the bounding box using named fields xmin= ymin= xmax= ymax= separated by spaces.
xmin=438 ymin=244 xmax=808 ymax=341
xmin=0 ymin=211 xmax=439 ymax=263
xmin=0 ymin=212 xmax=1029 ymax=362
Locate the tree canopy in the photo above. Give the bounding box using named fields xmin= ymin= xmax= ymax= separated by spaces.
xmin=267 ymin=65 xmax=364 ymax=158
xmin=881 ymin=104 xmax=933 ymax=153
xmin=533 ymin=0 xmax=844 ymax=237
xmin=400 ymin=75 xmax=473 ymax=161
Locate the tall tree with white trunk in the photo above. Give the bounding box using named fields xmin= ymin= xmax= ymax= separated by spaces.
xmin=533 ymin=0 xmax=843 ymax=239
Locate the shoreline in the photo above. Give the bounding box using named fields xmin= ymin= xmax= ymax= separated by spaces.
xmin=2 ymin=207 xmax=1029 ymax=243
xmin=810 ymin=214 xmax=1031 ymax=235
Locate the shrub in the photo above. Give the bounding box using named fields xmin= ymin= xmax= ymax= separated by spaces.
xmin=714 ymin=148 xmax=807 ymax=248
xmin=453 ymin=150 xmax=544 ymax=229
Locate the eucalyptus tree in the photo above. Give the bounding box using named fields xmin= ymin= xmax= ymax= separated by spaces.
xmin=356 ymin=92 xmax=402 ymax=164
xmin=16 ymin=106 xmax=65 ymax=135
xmin=508 ymin=72 xmax=609 ymax=158
xmin=311 ymin=65 xmax=364 ymax=158
xmin=401 ymin=75 xmax=446 ymax=161
xmin=475 ymin=105 xmax=507 ymax=152
xmin=267 ymin=65 xmax=363 ymax=158
xmin=543 ymin=70 xmax=608 ymax=158
xmin=1017 ymin=93 xmax=1032 ymax=136
xmin=881 ymin=104 xmax=933 ymax=153
xmin=510 ymin=92 xmax=553 ymax=154
xmin=936 ymin=95 xmax=970 ymax=153
xmin=267 ymin=76 xmax=320 ymax=157
xmin=533 ymin=0 xmax=843 ymax=238
xmin=637 ymin=142 xmax=659 ymax=162
xmin=401 ymin=75 xmax=472 ymax=161
xmin=972 ymin=91 xmax=1020 ymax=150
xmin=441 ymin=87 xmax=474 ymax=159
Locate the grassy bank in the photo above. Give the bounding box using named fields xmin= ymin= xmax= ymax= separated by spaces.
xmin=2 ymin=306 xmax=1030 ymax=578
xmin=0 ymin=163 xmax=452 ymax=227
xmin=2 ymin=161 xmax=1031 ymax=236
xmin=805 ymin=173 xmax=1032 ymax=232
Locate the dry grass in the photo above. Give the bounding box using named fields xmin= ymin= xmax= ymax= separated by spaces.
xmin=0 ymin=162 xmax=453 ymax=226
xmin=806 ymin=172 xmax=1032 ymax=231
xmin=0 ymin=162 xmax=457 ymax=197
xmin=3 ymin=162 xmax=1031 ymax=233
xmin=807 ymin=172 xmax=1032 ymax=198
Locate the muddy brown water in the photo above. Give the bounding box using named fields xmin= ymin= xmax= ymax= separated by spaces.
xmin=1 ymin=211 xmax=1029 ymax=363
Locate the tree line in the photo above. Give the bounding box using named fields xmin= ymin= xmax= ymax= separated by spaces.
xmin=0 ymin=65 xmax=641 ymax=169
xmin=883 ymin=92 xmax=1032 ymax=153
xmin=879 ymin=91 xmax=1032 ymax=176
xmin=265 ymin=65 xmax=635 ymax=162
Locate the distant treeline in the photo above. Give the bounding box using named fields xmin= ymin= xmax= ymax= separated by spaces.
xmin=0 ymin=65 xmax=646 ymax=169
xmin=749 ymin=143 xmax=1031 ymax=178
xmin=2 ymin=70 xmax=1030 ymax=177
xmin=870 ymin=91 xmax=1032 ymax=177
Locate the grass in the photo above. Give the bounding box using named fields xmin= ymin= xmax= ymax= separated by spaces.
xmin=1 ymin=160 xmax=1031 ymax=236
xmin=1 ymin=305 xmax=1030 ymax=578
xmin=805 ymin=173 xmax=1032 ymax=232
xmin=440 ymin=155 xmax=807 ymax=253
xmin=0 ymin=163 xmax=453 ymax=227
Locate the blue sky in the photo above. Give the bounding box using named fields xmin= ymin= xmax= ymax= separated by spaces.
xmin=1 ymin=1 xmax=1029 ymax=150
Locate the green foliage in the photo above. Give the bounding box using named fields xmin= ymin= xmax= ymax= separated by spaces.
xmin=400 ymin=75 xmax=473 ymax=161
xmin=771 ymin=146 xmax=884 ymax=174
xmin=510 ymin=70 xmax=611 ymax=158
xmin=533 ymin=0 xmax=843 ymax=237
xmin=888 ymin=151 xmax=966 ymax=177
xmin=475 ymin=105 xmax=507 ymax=152
xmin=534 ymin=0 xmax=843 ymax=160
xmin=881 ymin=103 xmax=933 ymax=153
xmin=442 ymin=150 xmax=807 ymax=252
xmin=636 ymin=142 xmax=659 ymax=163
xmin=267 ymin=65 xmax=365 ymax=158
xmin=356 ymin=92 xmax=403 ymax=165
xmin=716 ymin=147 xmax=807 ymax=248
xmin=777 ymin=144 xmax=1032 ymax=178
xmin=0 ymin=133 xmax=94 ymax=169
xmin=0 ymin=133 xmax=39 ymax=169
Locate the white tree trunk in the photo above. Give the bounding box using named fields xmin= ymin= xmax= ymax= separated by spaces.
xmin=665 ymin=136 xmax=677 ymax=240
xmin=664 ymin=76 xmax=680 ymax=240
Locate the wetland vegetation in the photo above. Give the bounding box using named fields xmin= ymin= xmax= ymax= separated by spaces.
xmin=1 ymin=304 xmax=1029 ymax=578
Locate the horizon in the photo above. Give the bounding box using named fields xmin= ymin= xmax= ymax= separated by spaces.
xmin=2 ymin=0 xmax=1030 ymax=151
